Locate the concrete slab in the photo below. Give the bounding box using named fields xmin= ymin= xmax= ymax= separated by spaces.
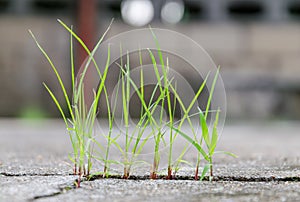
xmin=0 ymin=119 xmax=300 ymax=201
xmin=36 ymin=179 xmax=300 ymax=202
xmin=0 ymin=175 xmax=75 ymax=202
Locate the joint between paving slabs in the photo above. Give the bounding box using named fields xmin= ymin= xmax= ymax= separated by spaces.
xmin=1 ymin=172 xmax=299 ymax=182
xmin=29 ymin=180 xmax=77 ymax=201
xmin=0 ymin=172 xmax=73 ymax=177
xmin=29 ymin=186 xmax=75 ymax=201
xmin=86 ymin=174 xmax=300 ymax=182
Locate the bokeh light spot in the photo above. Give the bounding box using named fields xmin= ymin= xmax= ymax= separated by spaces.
xmin=121 ymin=0 xmax=154 ymax=27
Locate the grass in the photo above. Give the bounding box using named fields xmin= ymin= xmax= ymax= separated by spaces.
xmin=30 ymin=20 xmax=234 ymax=185
xmin=113 ymin=52 xmax=153 ymax=179
xmin=29 ymin=19 xmax=112 ymax=187
xmin=171 ymin=68 xmax=237 ymax=180
xmin=116 ymin=52 xmax=167 ymax=179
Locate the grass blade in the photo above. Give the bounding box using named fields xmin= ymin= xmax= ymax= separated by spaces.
xmin=29 ymin=30 xmax=74 ymax=120
xmin=199 ymin=109 xmax=210 ymax=149
xmin=171 ymin=126 xmax=209 ymax=161
xmin=215 ymin=151 xmax=238 ymax=158
xmin=43 ymin=83 xmax=67 ymax=125
xmin=205 ymin=67 xmax=219 ymax=119
xmin=209 ymin=109 xmax=219 ymax=155
xmin=70 ymin=25 xmax=75 ymax=93
xmin=199 ymin=164 xmax=210 ymax=181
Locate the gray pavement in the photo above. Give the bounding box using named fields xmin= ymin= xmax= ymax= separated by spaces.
xmin=1 ymin=119 xmax=300 ymax=201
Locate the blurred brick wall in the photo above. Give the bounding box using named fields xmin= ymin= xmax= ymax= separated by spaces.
xmin=1 ymin=0 xmax=300 ymax=119
xmin=0 ymin=17 xmax=71 ymax=116
xmin=1 ymin=17 xmax=300 ymax=119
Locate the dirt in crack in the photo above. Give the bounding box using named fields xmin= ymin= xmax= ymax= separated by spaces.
xmin=2 ymin=172 xmax=299 ymax=183
xmin=30 ymin=190 xmax=64 ymax=201
xmin=29 ymin=181 xmax=77 ymax=201
xmin=88 ymin=174 xmax=300 ymax=182
xmin=29 ymin=186 xmax=75 ymax=201
xmin=0 ymin=172 xmax=73 ymax=177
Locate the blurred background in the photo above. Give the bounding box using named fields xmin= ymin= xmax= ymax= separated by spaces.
xmin=0 ymin=0 xmax=300 ymax=121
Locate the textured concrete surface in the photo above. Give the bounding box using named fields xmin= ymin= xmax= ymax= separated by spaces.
xmin=0 ymin=119 xmax=300 ymax=201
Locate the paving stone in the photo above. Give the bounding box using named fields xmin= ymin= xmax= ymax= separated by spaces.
xmin=0 ymin=120 xmax=300 ymax=201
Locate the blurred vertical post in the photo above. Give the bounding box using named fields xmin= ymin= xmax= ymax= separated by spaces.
xmin=77 ymin=0 xmax=97 ymax=107
xmin=77 ymin=0 xmax=96 ymax=69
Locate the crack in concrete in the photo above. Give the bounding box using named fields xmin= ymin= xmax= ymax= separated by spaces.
xmin=29 ymin=190 xmax=64 ymax=201
xmin=29 ymin=185 xmax=78 ymax=201
xmin=0 ymin=172 xmax=72 ymax=177
xmin=0 ymin=172 xmax=76 ymax=201
xmin=29 ymin=181 xmax=77 ymax=201
xmin=1 ymin=172 xmax=299 ymax=182
xmin=89 ymin=174 xmax=300 ymax=182
xmin=213 ymin=176 xmax=300 ymax=182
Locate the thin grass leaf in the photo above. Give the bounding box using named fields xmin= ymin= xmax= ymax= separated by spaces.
xmin=149 ymin=27 xmax=165 ymax=71
xmin=103 ymin=70 xmax=122 ymax=171
xmin=171 ymin=126 xmax=209 ymax=161
xmin=117 ymin=63 xmax=160 ymax=128
xmin=215 ymin=151 xmax=238 ymax=158
xmin=109 ymin=135 xmax=126 ymax=158
xmin=147 ymin=48 xmax=163 ymax=92
xmin=168 ymin=73 xmax=209 ymax=139
xmin=70 ymin=25 xmax=75 ymax=93
xmin=43 ymin=83 xmax=67 ymax=125
xmin=126 ymin=52 xmax=130 ymax=107
xmin=209 ymin=109 xmax=219 ymax=155
xmin=58 ymin=19 xmax=113 ymax=79
xmin=199 ymin=110 xmax=210 ymax=149
xmin=199 ymin=164 xmax=210 ymax=181
xmin=131 ymin=115 xmax=150 ymax=154
xmin=173 ymin=143 xmax=190 ymax=169
xmin=187 ymin=73 xmax=210 ymax=114
xmin=205 ymin=67 xmax=219 ymax=119
xmin=29 ymin=30 xmax=74 ymax=120
xmin=139 ymin=47 xmax=144 ymax=118
xmin=92 ymin=45 xmax=111 ymax=114
xmin=178 ymin=159 xmax=193 ymax=167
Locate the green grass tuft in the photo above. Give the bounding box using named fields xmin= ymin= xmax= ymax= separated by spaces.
xmin=30 ymin=20 xmax=234 ymax=184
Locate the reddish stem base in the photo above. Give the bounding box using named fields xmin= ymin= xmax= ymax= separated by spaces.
xmin=166 ymin=166 xmax=173 ymax=180
xmin=194 ymin=166 xmax=199 ymax=181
